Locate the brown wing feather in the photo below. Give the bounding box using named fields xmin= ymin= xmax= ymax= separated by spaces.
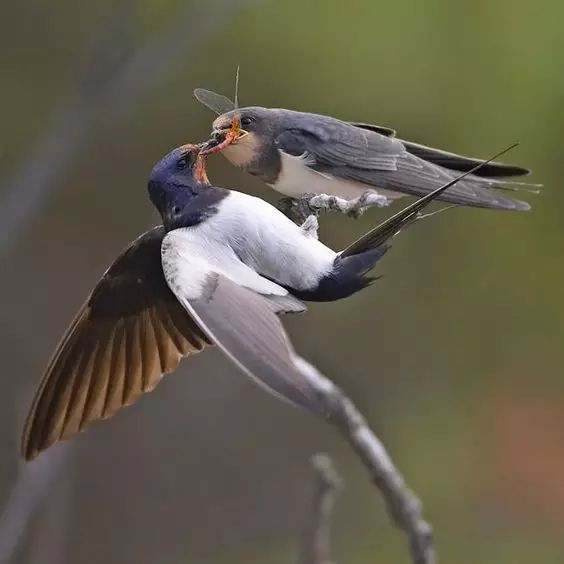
xmin=22 ymin=227 xmax=210 ymax=460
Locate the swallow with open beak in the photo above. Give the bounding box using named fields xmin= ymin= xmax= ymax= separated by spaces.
xmin=196 ymin=88 xmax=538 ymax=213
xmin=22 ymin=143 xmax=511 ymax=460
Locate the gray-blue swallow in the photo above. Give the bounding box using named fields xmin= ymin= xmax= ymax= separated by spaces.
xmin=22 ymin=143 xmax=510 ymax=460
xmin=195 ymin=88 xmax=537 ymax=213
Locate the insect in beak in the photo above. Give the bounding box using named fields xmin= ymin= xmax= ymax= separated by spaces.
xmin=201 ymin=115 xmax=248 ymax=155
xmin=200 ymin=66 xmax=248 ymax=155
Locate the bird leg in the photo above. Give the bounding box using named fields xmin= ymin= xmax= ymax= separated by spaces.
xmin=275 ymin=194 xmax=320 ymax=226
xmin=276 ymin=191 xmax=391 ymax=226
xmin=308 ymin=191 xmax=390 ymax=218
xmin=299 ymin=215 xmax=319 ymax=239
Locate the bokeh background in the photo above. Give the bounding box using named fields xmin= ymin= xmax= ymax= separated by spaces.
xmin=1 ymin=0 xmax=563 ymax=562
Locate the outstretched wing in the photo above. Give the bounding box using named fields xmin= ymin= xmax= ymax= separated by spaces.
xmin=22 ymin=227 xmax=209 ymax=460
xmin=161 ymin=230 xmax=326 ymax=417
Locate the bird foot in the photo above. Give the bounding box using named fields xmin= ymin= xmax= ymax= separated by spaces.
xmin=275 ymin=194 xmax=320 ymax=225
xmin=308 ymin=191 xmax=390 ymax=218
xmin=276 ymin=191 xmax=391 ymax=225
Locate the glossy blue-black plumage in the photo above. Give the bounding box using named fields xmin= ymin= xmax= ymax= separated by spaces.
xmin=148 ymin=146 xmax=226 ymax=231
xmin=288 ymin=246 xmax=388 ymax=302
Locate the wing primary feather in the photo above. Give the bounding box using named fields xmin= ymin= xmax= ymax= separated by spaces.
xmin=341 ymin=143 xmax=519 ymax=257
xmin=123 ymin=317 xmax=143 ymax=406
xmin=61 ymin=334 xmax=102 ymax=439
xmin=22 ymin=305 xmax=88 ymax=457
xmin=151 ymin=306 xmax=183 ymax=373
xmin=103 ymin=322 xmax=126 ymax=419
xmin=80 ymin=325 xmax=115 ymax=427
xmin=43 ymin=335 xmax=88 ymax=447
xmin=31 ymin=332 xmax=85 ymax=457
xmin=159 ymin=305 xmax=189 ymax=356
xmin=141 ymin=310 xmax=161 ymax=392
xmin=22 ymin=227 xmax=215 ymax=460
xmin=150 ymin=307 xmax=169 ymax=373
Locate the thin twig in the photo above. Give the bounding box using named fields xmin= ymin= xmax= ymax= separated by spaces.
xmin=299 ymin=454 xmax=342 ymax=564
xmin=294 ymin=355 xmax=435 ymax=564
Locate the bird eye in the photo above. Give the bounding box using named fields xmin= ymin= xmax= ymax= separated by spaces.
xmin=172 ymin=205 xmax=181 ymax=215
xmin=176 ymin=158 xmax=188 ymax=170
xmin=240 ymin=116 xmax=253 ymax=128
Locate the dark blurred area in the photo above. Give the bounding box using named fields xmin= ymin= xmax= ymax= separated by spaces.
xmin=1 ymin=0 xmax=563 ymax=562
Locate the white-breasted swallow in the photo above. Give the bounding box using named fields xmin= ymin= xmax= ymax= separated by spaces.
xmin=196 ymin=88 xmax=537 ymax=212
xmin=22 ymin=144 xmax=505 ymax=460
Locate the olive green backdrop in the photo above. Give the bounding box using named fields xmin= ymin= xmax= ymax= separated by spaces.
xmin=1 ymin=0 xmax=563 ymax=562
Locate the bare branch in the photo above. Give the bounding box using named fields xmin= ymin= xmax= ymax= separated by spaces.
xmin=299 ymin=454 xmax=342 ymax=564
xmin=0 ymin=0 xmax=260 ymax=252
xmin=294 ymin=355 xmax=436 ymax=564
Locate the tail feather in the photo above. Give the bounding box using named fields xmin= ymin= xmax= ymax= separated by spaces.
xmin=400 ymin=139 xmax=530 ymax=178
xmin=341 ymin=144 xmax=519 ymax=258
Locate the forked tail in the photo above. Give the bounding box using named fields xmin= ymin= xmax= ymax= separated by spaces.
xmin=340 ymin=143 xmax=519 ymax=258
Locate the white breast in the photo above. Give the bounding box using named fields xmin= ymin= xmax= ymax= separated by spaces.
xmin=221 ymin=134 xmax=260 ymax=167
xmin=271 ymin=151 xmax=404 ymax=201
xmin=162 ymin=228 xmax=288 ymax=300
xmin=192 ymin=191 xmax=337 ymax=291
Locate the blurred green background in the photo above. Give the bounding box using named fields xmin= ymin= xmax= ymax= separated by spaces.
xmin=1 ymin=0 xmax=563 ymax=562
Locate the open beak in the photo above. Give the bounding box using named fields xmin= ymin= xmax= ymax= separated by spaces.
xmin=194 ymin=152 xmax=210 ymax=184
xmin=200 ymin=117 xmax=248 ymax=155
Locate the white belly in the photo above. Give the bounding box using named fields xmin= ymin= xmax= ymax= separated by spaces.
xmin=270 ymin=151 xmax=404 ymax=201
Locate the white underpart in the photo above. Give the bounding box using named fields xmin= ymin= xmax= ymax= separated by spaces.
xmin=162 ymin=229 xmax=287 ymax=300
xmin=271 ymin=151 xmax=404 ymax=202
xmin=161 ymin=191 xmax=337 ymax=300
xmin=221 ymin=136 xmax=258 ymax=167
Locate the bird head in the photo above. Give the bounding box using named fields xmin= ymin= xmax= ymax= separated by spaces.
xmin=148 ymin=144 xmax=216 ymax=231
xmin=201 ymin=107 xmax=275 ymax=165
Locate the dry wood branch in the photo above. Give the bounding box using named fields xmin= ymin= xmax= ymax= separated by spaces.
xmin=295 ymin=356 xmax=436 ymax=564
xmin=299 ymin=454 xmax=342 ymax=564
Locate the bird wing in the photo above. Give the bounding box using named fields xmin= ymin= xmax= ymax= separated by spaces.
xmin=347 ymin=123 xmax=529 ymax=177
xmin=274 ymin=117 xmax=403 ymax=171
xmin=396 ymin=139 xmax=530 ymax=178
xmin=21 ymin=227 xmax=210 ymax=460
xmin=161 ymin=230 xmax=326 ymax=417
xmin=348 ymin=122 xmax=397 ymax=137
xmin=340 ymin=151 xmax=530 ymax=210
xmin=275 ymin=121 xmax=530 ymax=211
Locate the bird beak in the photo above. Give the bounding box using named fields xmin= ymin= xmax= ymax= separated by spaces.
xmin=200 ymin=115 xmax=248 ymax=155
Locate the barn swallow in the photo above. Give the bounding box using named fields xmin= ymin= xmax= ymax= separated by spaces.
xmin=195 ymin=88 xmax=538 ymax=212
xmin=21 ymin=144 xmax=510 ymax=460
